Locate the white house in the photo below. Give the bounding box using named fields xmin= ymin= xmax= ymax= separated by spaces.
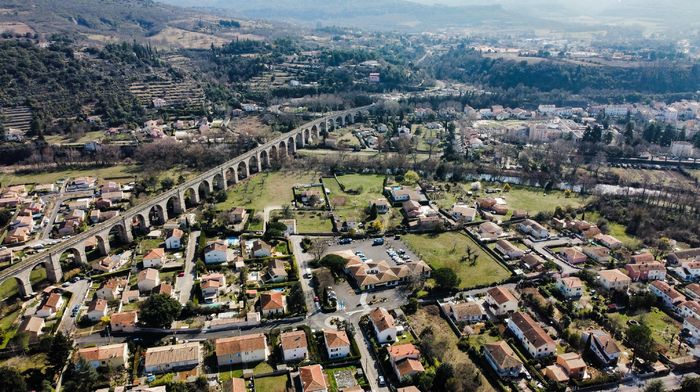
xmin=142 ymin=248 xmax=165 ymax=268
xmin=165 ymin=228 xmax=184 ymax=250
xmin=281 ymin=330 xmax=308 ymax=362
xmin=144 ymin=342 xmax=201 ymax=374
xmin=446 ymin=301 xmax=486 ymax=323
xmin=251 ymin=240 xmax=272 ymax=258
xmin=369 ymin=307 xmax=397 ymax=344
xmin=77 ymin=343 xmax=129 ymax=369
xmin=683 ymin=317 xmax=700 ymax=345
xmin=110 ymin=311 xmax=138 ymax=332
xmin=204 ymin=241 xmax=234 ymax=264
xmin=87 ymin=299 xmax=108 ymax=322
xmin=96 ymin=278 xmax=127 ymax=301
xmin=323 ymin=329 xmax=351 ymax=359
xmin=507 ymin=312 xmax=556 ymax=358
xmin=581 ymin=329 xmax=622 ymax=366
xmin=451 ymin=204 xmax=477 ymax=223
xmin=215 ymin=334 xmax=269 ymax=366
xmin=556 ymin=277 xmax=584 ymax=298
xmin=649 ymin=280 xmax=686 ymax=311
xmin=485 ymin=286 xmax=518 ymax=316
xmin=495 ymin=240 xmax=525 ymax=259
xmin=597 ymin=269 xmax=631 ymax=292
xmin=483 ymin=341 xmax=524 ymax=378
xmin=137 ymin=268 xmax=160 ymax=293
xmin=260 ymin=292 xmax=286 ymax=317
xmin=36 ymin=292 xmax=64 ymax=318
xmin=517 ymin=219 xmax=549 ymax=239
xmin=299 ymin=364 xmax=328 ymax=392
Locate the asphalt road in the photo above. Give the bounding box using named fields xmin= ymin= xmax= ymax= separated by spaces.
xmin=56 ymin=279 xmax=90 ymax=336
xmin=175 ymin=231 xmax=199 ymax=305
xmin=523 ymin=237 xmax=583 ymax=275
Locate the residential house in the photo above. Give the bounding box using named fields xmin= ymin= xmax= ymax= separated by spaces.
xmin=625 ymin=262 xmax=667 ymax=281
xmin=558 ymin=247 xmax=587 ymax=265
xmin=370 ymin=198 xmax=390 ymax=214
xmin=582 ymin=246 xmax=611 ymax=264
xmin=686 ymin=283 xmax=700 ymax=300
xmin=4 ymin=226 xmax=30 ymax=244
xmin=18 ymin=316 xmax=44 ymax=342
xmin=87 ymin=299 xmax=108 ymax=322
xmin=201 ymin=273 xmax=226 ymax=304
xmin=495 ymin=240 xmax=524 ymax=259
xmin=0 ymin=248 xmax=13 ymax=263
xmin=631 ymin=252 xmax=656 ymax=264
xmin=215 ymin=334 xmax=269 ymax=366
xmin=518 ymin=219 xmax=549 ymax=239
xmin=677 ymin=260 xmax=700 ymax=281
xmin=264 ymin=259 xmax=288 ymax=283
xmin=251 ymin=240 xmax=272 ymax=258
xmin=402 ymin=200 xmax=422 ymax=219
xmin=678 ymin=301 xmax=700 ymax=320
xmin=388 ymin=344 xmax=425 ymax=381
xmin=260 ymin=292 xmax=286 ymax=317
xmin=143 ymin=248 xmax=166 ymax=268
xmin=506 ymin=312 xmax=556 ymax=358
xmin=110 ymin=311 xmax=138 ymax=332
xmin=581 ymin=330 xmax=622 ymax=366
xmin=165 ymin=229 xmax=184 ymax=250
xmin=386 ymin=187 xmax=425 ymax=204
xmin=649 ymin=280 xmax=686 ymax=311
xmin=137 ymin=268 xmax=160 ymax=293
xmin=144 ymin=343 xmax=201 ymax=374
xmin=485 ymin=286 xmax=519 ymax=316
xmin=557 ymin=277 xmax=584 ymax=298
xmin=226 ymin=207 xmax=248 ymax=224
xmin=521 ymin=253 xmax=545 ymax=271
xmin=343 ymin=256 xmax=412 ymax=291
xmin=482 ymin=341 xmax=524 ymax=378
xmin=451 ymin=204 xmax=477 ymax=223
xmin=544 ymin=364 xmax=569 ymax=383
xmin=323 ymin=329 xmax=351 ymax=359
xmin=369 ymin=307 xmax=397 ymax=343
xmin=597 ymin=269 xmax=631 ymax=292
xmin=683 ymin=317 xmax=700 ymax=344
xmin=204 ymin=240 xmax=234 ymax=264
xmin=446 ymin=301 xmax=486 ymax=323
xmin=281 ymin=330 xmax=308 ymax=362
xmin=667 ymin=248 xmax=700 ymax=265
xmin=36 ymin=292 xmax=64 ymax=318
xmin=594 ymin=234 xmax=623 ymax=250
xmin=96 ymin=278 xmax=127 ymax=300
xmin=478 ymin=222 xmax=504 ymax=240
xmin=299 ymin=189 xmax=322 ymax=206
xmin=299 ymin=364 xmax=328 ymax=392
xmin=554 ymin=352 xmax=587 ymax=380
xmin=77 ymin=343 xmax=129 ymax=369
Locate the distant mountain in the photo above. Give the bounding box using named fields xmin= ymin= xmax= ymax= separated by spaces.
xmin=159 ymin=0 xmax=547 ymax=31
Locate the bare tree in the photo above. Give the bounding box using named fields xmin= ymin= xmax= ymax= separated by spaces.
xmin=309 ymin=238 xmax=329 ymax=261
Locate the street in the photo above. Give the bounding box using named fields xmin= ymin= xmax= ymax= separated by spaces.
xmin=56 ymin=279 xmax=90 ymax=336
xmin=523 ymin=237 xmax=583 ymax=275
xmin=175 ymin=230 xmax=200 ymax=305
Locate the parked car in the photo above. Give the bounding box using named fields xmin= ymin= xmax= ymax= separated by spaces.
xmin=372 ymin=238 xmax=385 ymax=246
xmin=338 ymin=238 xmax=352 ymax=245
xmin=378 ymin=376 xmax=386 ymax=386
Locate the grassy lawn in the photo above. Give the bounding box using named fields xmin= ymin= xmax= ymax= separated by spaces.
xmin=331 ymin=128 xmax=361 ymax=148
xmin=499 ymin=186 xmax=589 ymax=217
xmin=0 ymin=164 xmax=139 ymax=185
xmin=0 ymin=267 xmax=47 ymax=300
xmin=466 ymin=330 xmax=501 ymax=350
xmin=139 ymin=239 xmax=163 ymax=253
xmin=586 ymin=211 xmax=642 ymax=249
xmin=324 ymin=174 xmax=385 ymax=222
xmin=254 ymin=374 xmax=289 ymax=392
xmin=44 ymin=130 xmax=106 ymax=144
xmin=413 ymin=125 xmax=443 ymax=152
xmin=403 ymin=232 xmax=511 ymax=288
xmin=610 ymin=307 xmax=681 ymax=349
xmin=273 ymin=210 xmax=333 ymax=233
xmin=409 ymin=306 xmax=496 ymax=392
xmin=0 ymin=353 xmax=48 ymax=373
xmin=219 ymin=360 xmax=274 ymax=381
xmin=217 ymin=171 xmax=320 ymax=211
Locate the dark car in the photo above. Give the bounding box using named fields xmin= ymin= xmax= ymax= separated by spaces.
xmin=372 ymin=238 xmax=385 ymax=246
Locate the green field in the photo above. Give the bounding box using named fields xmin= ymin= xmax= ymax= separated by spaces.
xmin=331 ymin=128 xmax=361 ymax=148
xmin=44 ymin=130 xmax=106 ymax=145
xmin=403 ymin=232 xmax=511 ymax=288
xmin=219 ymin=360 xmax=274 ymax=381
xmin=0 ymin=165 xmax=138 ymax=186
xmin=324 ymin=174 xmax=385 ymax=222
xmin=0 ymin=268 xmax=47 ymax=300
xmin=217 ymin=171 xmax=320 ymax=211
xmin=609 ymin=307 xmax=680 ymax=349
xmin=273 ymin=210 xmax=333 ymax=233
xmin=586 ymin=211 xmax=641 ymax=249
xmin=254 ymin=374 xmax=289 ymax=392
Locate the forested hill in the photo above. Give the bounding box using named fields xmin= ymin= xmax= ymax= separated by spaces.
xmin=430 ymin=48 xmax=700 ymax=96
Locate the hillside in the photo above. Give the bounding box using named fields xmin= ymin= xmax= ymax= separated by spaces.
xmin=0 ymin=0 xmax=254 ymax=49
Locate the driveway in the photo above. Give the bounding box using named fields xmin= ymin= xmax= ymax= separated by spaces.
xmin=175 ymin=231 xmax=200 ymax=305
xmin=56 ymin=279 xmax=90 ymax=336
xmin=523 ymin=237 xmax=583 ymax=275
xmin=262 ymin=205 xmax=283 ymax=231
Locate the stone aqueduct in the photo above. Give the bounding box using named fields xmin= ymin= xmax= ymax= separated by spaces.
xmin=1 ymin=106 xmax=371 ymax=297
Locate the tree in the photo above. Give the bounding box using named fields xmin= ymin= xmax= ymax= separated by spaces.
xmin=61 ymin=357 xmax=98 ymax=392
xmin=0 ymin=209 xmax=12 ymax=227
xmin=47 ymin=332 xmax=73 ymax=374
xmin=433 ymin=268 xmax=460 ymax=290
xmin=140 ymin=294 xmax=182 ymax=328
xmin=680 ymin=378 xmax=700 ymax=392
xmin=627 ymin=322 xmax=655 ymax=361
xmin=308 ymin=238 xmax=329 ymax=261
xmin=644 ymin=380 xmax=666 ymax=392
xmin=404 ymin=170 xmax=420 ymax=185
xmin=320 ymin=254 xmax=346 ymax=275
xmin=287 ymin=283 xmax=305 ymax=314
xmin=0 ymin=366 xmax=27 ymax=392
xmin=160 ymin=177 xmax=175 ymax=190
xmin=282 ymin=204 xmax=293 ymax=219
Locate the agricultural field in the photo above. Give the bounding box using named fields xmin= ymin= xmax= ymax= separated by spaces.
xmin=217 ymin=171 xmax=321 ymax=211
xmin=324 ymin=174 xmax=386 ymax=223
xmin=408 ymin=306 xmax=496 ymax=392
xmin=403 ymin=232 xmax=511 ymax=288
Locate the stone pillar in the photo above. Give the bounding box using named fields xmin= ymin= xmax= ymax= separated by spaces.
xmin=46 ymin=254 xmax=64 ymax=283
xmin=96 ymin=232 xmax=111 ymax=256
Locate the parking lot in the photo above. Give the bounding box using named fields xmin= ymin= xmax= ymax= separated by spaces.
xmin=326 ymin=237 xmax=421 ymax=268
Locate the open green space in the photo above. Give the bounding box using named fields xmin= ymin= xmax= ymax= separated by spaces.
xmin=0 ymin=353 xmax=48 ymax=373
xmin=324 ymin=174 xmax=385 ymax=222
xmin=0 ymin=267 xmax=47 ymax=301
xmin=403 ymin=232 xmax=511 ymax=288
xmin=273 ymin=210 xmax=333 ymax=233
xmin=217 ymin=171 xmax=320 ymax=212
xmin=254 ymin=374 xmax=289 ymax=392
xmin=331 ymin=128 xmax=361 ymax=148
xmin=413 ymin=125 xmax=443 ymax=152
xmin=219 ymin=360 xmax=274 ymax=381
xmin=44 ymin=130 xmax=106 ymax=145
xmin=609 ymin=307 xmax=680 ymax=349
xmin=0 ymin=165 xmax=138 ymax=186
xmin=586 ymin=211 xmax=642 ymax=249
